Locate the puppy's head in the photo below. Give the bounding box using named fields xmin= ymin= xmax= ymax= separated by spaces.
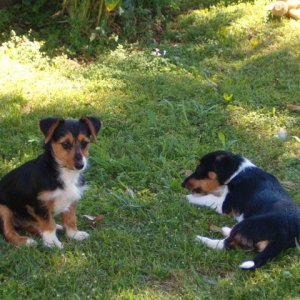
xmin=182 ymin=150 xmax=241 ymax=194
xmin=39 ymin=116 xmax=101 ymax=171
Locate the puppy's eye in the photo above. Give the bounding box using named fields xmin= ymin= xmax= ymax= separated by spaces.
xmin=61 ymin=142 xmax=72 ymax=150
xmin=80 ymin=141 xmax=89 ymax=149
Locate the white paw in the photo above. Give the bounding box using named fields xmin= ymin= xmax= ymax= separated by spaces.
xmin=196 ymin=235 xmax=225 ymax=249
xmin=42 ymin=231 xmax=63 ymax=249
xmin=26 ymin=238 xmax=37 ymax=246
xmin=239 ymin=261 xmax=255 ymax=270
xmin=221 ymin=226 xmax=232 ymax=237
xmin=186 ymin=194 xmax=207 ymax=206
xmin=196 ymin=235 xmax=209 ymax=243
xmin=56 ymin=224 xmax=64 ymax=231
xmin=67 ymin=230 xmax=89 ymax=241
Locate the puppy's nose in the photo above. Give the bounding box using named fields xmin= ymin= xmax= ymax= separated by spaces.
xmin=75 ymin=161 xmax=84 ymax=170
xmin=74 ymin=151 xmax=84 ymax=170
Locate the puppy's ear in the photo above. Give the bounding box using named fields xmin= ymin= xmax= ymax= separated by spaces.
xmin=80 ymin=116 xmax=101 ymax=141
xmin=214 ymin=154 xmax=237 ymax=184
xmin=39 ymin=118 xmax=63 ymax=144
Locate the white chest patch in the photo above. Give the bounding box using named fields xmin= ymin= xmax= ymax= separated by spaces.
xmin=235 ymin=214 xmax=244 ymax=223
xmin=38 ymin=169 xmax=86 ymax=215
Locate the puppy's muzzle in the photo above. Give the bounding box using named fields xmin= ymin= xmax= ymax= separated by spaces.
xmin=74 ymin=152 xmax=85 ymax=170
xmin=182 ymin=177 xmax=203 ymax=193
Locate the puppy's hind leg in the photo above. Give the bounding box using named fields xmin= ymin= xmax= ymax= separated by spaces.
xmin=196 ymin=236 xmax=225 ymax=250
xmin=221 ymin=227 xmax=232 ymax=237
xmin=226 ymin=215 xmax=290 ymax=270
xmin=240 ymin=239 xmax=288 ymax=270
xmin=0 ymin=204 xmax=37 ymax=246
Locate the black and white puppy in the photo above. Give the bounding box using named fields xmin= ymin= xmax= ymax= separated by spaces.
xmin=182 ymin=150 xmax=300 ymax=270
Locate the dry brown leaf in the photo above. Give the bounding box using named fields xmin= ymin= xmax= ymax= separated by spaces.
xmin=179 ymin=169 xmax=193 ymax=176
xmin=281 ymin=181 xmax=299 ymax=191
xmin=287 ymin=104 xmax=300 ymax=113
xmin=209 ymin=224 xmax=222 ymax=233
xmin=83 ymin=214 xmax=105 ymax=225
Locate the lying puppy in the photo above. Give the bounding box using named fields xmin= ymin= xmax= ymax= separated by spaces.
xmin=182 ymin=150 xmax=300 ymax=270
xmin=0 ymin=117 xmax=101 ymax=248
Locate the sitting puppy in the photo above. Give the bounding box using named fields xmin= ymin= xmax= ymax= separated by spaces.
xmin=0 ymin=116 xmax=101 ymax=248
xmin=182 ymin=150 xmax=300 ymax=270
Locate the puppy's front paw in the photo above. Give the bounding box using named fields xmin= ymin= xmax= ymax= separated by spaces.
xmin=56 ymin=224 xmax=64 ymax=231
xmin=26 ymin=238 xmax=38 ymax=246
xmin=196 ymin=235 xmax=224 ymax=249
xmin=42 ymin=231 xmax=63 ymax=249
xmin=67 ymin=230 xmax=89 ymax=241
xmin=196 ymin=235 xmax=209 ymax=244
xmin=186 ymin=194 xmax=204 ymax=204
xmin=221 ymin=226 xmax=232 ymax=237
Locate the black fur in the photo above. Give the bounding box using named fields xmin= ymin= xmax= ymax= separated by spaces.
xmin=0 ymin=151 xmax=64 ymax=219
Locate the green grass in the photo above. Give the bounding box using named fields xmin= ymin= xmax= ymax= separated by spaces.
xmin=0 ymin=0 xmax=300 ymax=299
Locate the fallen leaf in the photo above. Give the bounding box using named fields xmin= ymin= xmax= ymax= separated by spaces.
xmin=83 ymin=214 xmax=105 ymax=225
xmin=287 ymin=104 xmax=300 ymax=113
xmin=209 ymin=224 xmax=222 ymax=233
xmin=281 ymin=181 xmax=299 ymax=192
xmin=94 ymin=214 xmax=105 ymax=222
xmin=180 ymin=169 xmax=193 ymax=176
xmin=83 ymin=214 xmax=95 ymax=222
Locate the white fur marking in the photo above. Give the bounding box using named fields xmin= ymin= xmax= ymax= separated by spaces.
xmin=66 ymin=229 xmax=89 ymax=241
xmin=224 ymin=158 xmax=255 ymax=184
xmin=42 ymin=230 xmax=63 ymax=249
xmin=240 ymin=261 xmax=255 ymax=270
xmin=196 ymin=236 xmax=225 ymax=250
xmin=38 ymin=167 xmax=86 ymax=215
xmin=187 ymin=186 xmax=228 ymax=214
xmin=26 ymin=238 xmax=37 ymax=246
xmin=235 ymin=214 xmax=244 ymax=222
xmin=56 ymin=224 xmax=64 ymax=231
xmin=221 ymin=227 xmax=232 ymax=237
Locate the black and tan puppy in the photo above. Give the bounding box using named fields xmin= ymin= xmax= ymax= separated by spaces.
xmin=182 ymin=150 xmax=300 ymax=270
xmin=0 ymin=117 xmax=101 ymax=248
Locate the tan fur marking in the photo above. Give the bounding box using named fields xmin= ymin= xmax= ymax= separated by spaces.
xmin=52 ymin=133 xmax=76 ymax=169
xmin=61 ymin=202 xmax=77 ymax=232
xmin=208 ymin=171 xmax=217 ymax=180
xmin=26 ymin=203 xmax=56 ymax=233
xmin=44 ymin=119 xmax=61 ymax=144
xmin=78 ymin=133 xmax=90 ymax=157
xmin=186 ymin=178 xmax=220 ymax=193
xmin=81 ymin=116 xmax=97 ymax=141
xmin=52 ymin=133 xmax=90 ymax=170
xmin=256 ymin=240 xmax=269 ymax=252
xmin=0 ymin=204 xmax=30 ymax=245
xmin=229 ymin=233 xmax=255 ymax=250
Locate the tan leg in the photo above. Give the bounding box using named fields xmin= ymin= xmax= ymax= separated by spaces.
xmin=0 ymin=204 xmax=36 ymax=246
xmin=26 ymin=204 xmax=62 ymax=248
xmin=61 ymin=203 xmax=89 ymax=241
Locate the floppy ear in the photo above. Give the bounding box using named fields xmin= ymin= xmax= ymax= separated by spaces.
xmin=39 ymin=118 xmax=63 ymax=144
xmin=214 ymin=155 xmax=237 ymax=184
xmin=80 ymin=116 xmax=101 ymax=141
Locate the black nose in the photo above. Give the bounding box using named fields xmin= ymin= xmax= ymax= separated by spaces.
xmin=75 ymin=161 xmax=84 ymax=170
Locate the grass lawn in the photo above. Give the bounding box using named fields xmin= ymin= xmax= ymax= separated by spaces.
xmin=0 ymin=0 xmax=300 ymax=298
